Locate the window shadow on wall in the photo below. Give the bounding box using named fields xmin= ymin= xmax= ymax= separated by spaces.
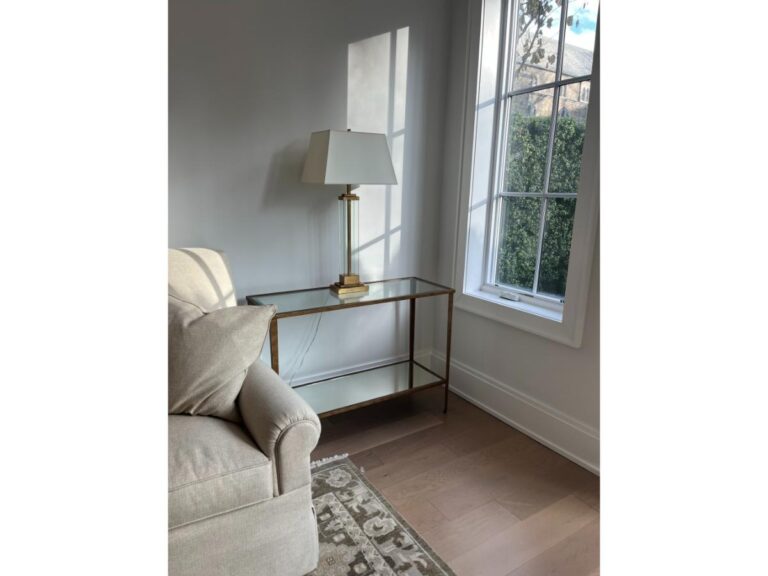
xmin=347 ymin=27 xmax=409 ymax=281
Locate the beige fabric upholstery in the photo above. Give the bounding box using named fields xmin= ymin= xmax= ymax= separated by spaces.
xmin=169 ymin=248 xmax=237 ymax=312
xmin=168 ymin=247 xmax=320 ymax=576
xmin=169 ymin=485 xmax=318 ymax=576
xmin=169 ymin=416 xmax=273 ymax=529
xmin=239 ymin=361 xmax=321 ymax=495
xmin=168 ymin=295 xmax=275 ymax=422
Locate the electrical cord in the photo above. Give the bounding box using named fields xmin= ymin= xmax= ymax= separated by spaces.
xmin=288 ymin=311 xmax=323 ymax=386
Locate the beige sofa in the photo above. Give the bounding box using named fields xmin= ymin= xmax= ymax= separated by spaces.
xmin=168 ymin=248 xmax=321 ymax=576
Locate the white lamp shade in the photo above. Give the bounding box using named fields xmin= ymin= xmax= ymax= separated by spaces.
xmin=302 ymin=129 xmax=397 ymax=185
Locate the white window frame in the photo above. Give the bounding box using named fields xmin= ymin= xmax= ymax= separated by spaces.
xmin=453 ymin=0 xmax=599 ymax=348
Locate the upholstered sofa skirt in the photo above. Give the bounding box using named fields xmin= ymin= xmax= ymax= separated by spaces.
xmin=169 ymin=485 xmax=318 ymax=576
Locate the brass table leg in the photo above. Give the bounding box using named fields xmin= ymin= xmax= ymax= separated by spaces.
xmin=269 ymin=316 xmax=279 ymax=373
xmin=409 ymin=298 xmax=416 ymax=388
xmin=444 ymin=292 xmax=454 ymax=414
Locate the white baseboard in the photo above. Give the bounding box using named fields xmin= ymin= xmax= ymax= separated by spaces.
xmin=432 ymin=351 xmax=600 ymax=474
xmin=285 ymin=347 xmax=599 ymax=474
xmin=286 ymin=349 xmax=434 ymax=387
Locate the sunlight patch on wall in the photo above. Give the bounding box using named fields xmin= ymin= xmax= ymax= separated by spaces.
xmin=347 ymin=27 xmax=409 ymax=280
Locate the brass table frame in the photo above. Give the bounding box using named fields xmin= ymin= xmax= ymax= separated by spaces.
xmin=246 ymin=277 xmax=455 ymax=417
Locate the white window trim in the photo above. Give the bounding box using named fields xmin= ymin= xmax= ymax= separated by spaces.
xmin=452 ymin=0 xmax=599 ymax=348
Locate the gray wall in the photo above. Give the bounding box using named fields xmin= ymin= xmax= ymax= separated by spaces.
xmin=170 ymin=0 xmax=452 ymax=382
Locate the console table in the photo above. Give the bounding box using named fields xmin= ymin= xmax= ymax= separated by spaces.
xmin=246 ymin=277 xmax=454 ymax=417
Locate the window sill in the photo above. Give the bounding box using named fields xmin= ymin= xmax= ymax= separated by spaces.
xmin=473 ymin=286 xmax=563 ymax=321
xmin=455 ymin=287 xmax=584 ymax=348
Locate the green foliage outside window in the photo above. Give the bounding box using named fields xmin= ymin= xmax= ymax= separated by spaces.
xmin=496 ymin=114 xmax=585 ymax=297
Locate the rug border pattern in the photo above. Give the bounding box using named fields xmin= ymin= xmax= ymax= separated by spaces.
xmin=312 ymin=456 xmax=456 ymax=576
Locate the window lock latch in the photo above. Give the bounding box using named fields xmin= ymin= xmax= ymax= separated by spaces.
xmin=500 ymin=291 xmax=521 ymax=302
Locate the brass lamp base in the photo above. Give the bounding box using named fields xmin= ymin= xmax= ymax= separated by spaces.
xmin=331 ymin=274 xmax=369 ymax=296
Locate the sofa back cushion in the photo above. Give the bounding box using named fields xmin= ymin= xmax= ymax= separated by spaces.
xmin=169 ymin=248 xmax=237 ymax=312
xmin=169 ymin=295 xmax=275 ymax=422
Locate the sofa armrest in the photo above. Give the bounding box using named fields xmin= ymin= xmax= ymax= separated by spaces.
xmin=238 ymin=361 xmax=321 ymax=496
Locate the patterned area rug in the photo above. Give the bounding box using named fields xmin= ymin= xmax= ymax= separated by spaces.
xmin=310 ymin=456 xmax=455 ymax=576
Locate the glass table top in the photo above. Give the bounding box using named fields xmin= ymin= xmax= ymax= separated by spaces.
xmin=246 ymin=277 xmax=452 ymax=317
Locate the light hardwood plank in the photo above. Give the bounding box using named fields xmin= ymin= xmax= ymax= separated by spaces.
xmin=365 ymin=443 xmax=458 ymax=489
xmin=380 ymin=433 xmax=535 ymax=506
xmin=416 ymin=433 xmax=548 ymax=519
xmin=491 ymin=446 xmax=584 ymax=520
xmin=440 ymin=414 xmax=520 ymax=455
xmin=429 ymin=471 xmax=512 ymax=520
xmin=568 ymin=463 xmax=600 ymax=512
xmin=421 ymin=501 xmax=520 ymax=562
xmin=370 ymin=417 xmax=474 ymax=463
xmin=506 ymin=518 xmax=600 ymax=576
xmin=349 ymin=449 xmax=384 ymax=473
xmin=451 ymin=495 xmax=598 ymax=576
xmin=369 ymin=395 xmax=506 ymax=463
xmin=392 ymin=496 xmax=447 ymax=534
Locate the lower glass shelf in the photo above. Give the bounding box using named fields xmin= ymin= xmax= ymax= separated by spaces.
xmin=293 ymin=360 xmax=445 ymax=417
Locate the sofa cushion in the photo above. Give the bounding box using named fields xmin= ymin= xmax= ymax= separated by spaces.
xmin=169 ymin=295 xmax=275 ymax=423
xmin=169 ymin=415 xmax=274 ymax=529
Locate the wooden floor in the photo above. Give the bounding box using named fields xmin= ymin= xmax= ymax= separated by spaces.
xmin=312 ymin=388 xmax=599 ymax=576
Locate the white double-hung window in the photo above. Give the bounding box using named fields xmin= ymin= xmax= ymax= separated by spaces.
xmin=455 ymin=0 xmax=600 ymax=347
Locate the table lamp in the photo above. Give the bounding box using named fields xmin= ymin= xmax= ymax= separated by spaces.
xmin=302 ymin=129 xmax=397 ymax=295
